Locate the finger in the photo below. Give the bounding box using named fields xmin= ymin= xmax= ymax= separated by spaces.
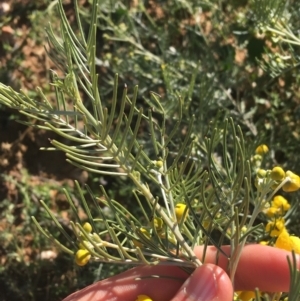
xmin=63 ymin=265 xmax=188 ymax=301
xmin=171 ymin=264 xmax=233 ymax=301
xmin=195 ymin=244 xmax=297 ymax=292
xmin=63 ymin=244 xmax=298 ymax=301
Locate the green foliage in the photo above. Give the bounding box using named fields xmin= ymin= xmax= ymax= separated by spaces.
xmin=1 ymin=0 xmax=300 ymax=300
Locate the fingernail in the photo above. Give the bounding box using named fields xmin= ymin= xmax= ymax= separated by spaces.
xmin=176 ymin=265 xmax=218 ymax=301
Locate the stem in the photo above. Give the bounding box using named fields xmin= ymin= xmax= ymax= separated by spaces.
xmin=129 ymin=174 xmax=202 ymax=267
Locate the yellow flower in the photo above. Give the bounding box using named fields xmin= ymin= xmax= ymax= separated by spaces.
xmin=75 ymin=249 xmax=91 ymax=266
xmin=152 ymin=217 xmax=164 ymax=231
xmin=83 ymin=222 xmax=92 ymax=233
xmin=133 ymin=227 xmax=151 ymax=248
xmin=275 ymin=228 xmax=300 ymax=254
xmin=155 ymin=160 xmax=163 ymax=168
xmin=270 ymin=166 xmax=285 ymax=181
xmin=265 ymin=206 xmax=280 ymax=218
xmin=255 ymin=144 xmax=269 ymax=155
xmin=265 ymin=218 xmax=285 ymax=237
xmin=136 ymin=295 xmax=153 ymax=301
xmin=236 ymin=290 xmax=256 ymax=301
xmin=266 ymin=195 xmax=290 ymax=217
xmin=257 ymin=169 xmax=267 ymax=178
xmin=259 ymin=241 xmax=269 ymax=246
xmin=175 ymin=203 xmax=189 ymax=223
xmin=283 ymin=170 xmax=300 ymax=192
xmin=272 ymin=195 xmax=290 ymax=211
xmin=139 ymin=227 xmax=151 ymax=238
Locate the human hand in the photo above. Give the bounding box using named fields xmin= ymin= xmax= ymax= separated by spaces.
xmin=63 ymin=244 xmax=298 ymax=301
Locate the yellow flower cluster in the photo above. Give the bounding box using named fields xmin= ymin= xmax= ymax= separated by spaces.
xmin=239 ymin=196 xmax=298 ymax=300
xmin=133 ymin=203 xmax=188 ymax=249
xmin=239 ymin=145 xmax=300 ymax=301
xmin=263 ymin=195 xmax=300 ymax=254
xmin=253 ymin=145 xmax=300 ymax=192
xmin=75 ymin=222 xmax=93 ymax=266
xmin=264 ymin=219 xmax=300 ymax=253
xmin=265 ymin=217 xmax=286 ymax=237
xmin=270 ymin=168 xmax=300 ymax=192
xmin=255 ymin=166 xmax=300 ymax=193
xmin=265 ymin=195 xmax=290 ymax=218
xmin=275 ymin=228 xmax=300 ymax=253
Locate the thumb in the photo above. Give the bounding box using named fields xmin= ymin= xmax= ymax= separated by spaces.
xmin=171 ymin=264 xmax=233 ymax=301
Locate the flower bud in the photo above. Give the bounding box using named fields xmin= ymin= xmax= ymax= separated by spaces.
xmin=83 ymin=222 xmax=92 ymax=233
xmin=175 ymin=203 xmax=189 ymax=223
xmin=255 ymin=144 xmax=269 ymax=155
xmin=155 ymin=160 xmax=163 ymax=168
xmin=152 ymin=217 xmax=164 ymax=231
xmin=283 ymin=171 xmax=300 ymax=192
xmin=270 ymin=166 xmax=285 ymax=181
xmin=257 ymin=169 xmax=267 ymax=178
xmin=75 ymin=249 xmax=91 ymax=266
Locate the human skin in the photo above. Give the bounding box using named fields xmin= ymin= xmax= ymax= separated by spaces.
xmin=63 ymin=244 xmax=297 ymax=301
